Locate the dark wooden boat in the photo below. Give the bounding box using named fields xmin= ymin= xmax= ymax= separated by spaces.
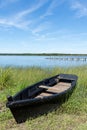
xmin=6 ymin=74 xmax=78 ymax=123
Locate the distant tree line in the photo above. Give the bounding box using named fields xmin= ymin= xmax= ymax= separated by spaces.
xmin=0 ymin=53 xmax=87 ymax=56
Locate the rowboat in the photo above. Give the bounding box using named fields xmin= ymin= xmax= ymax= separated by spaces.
xmin=6 ymin=74 xmax=78 ymax=123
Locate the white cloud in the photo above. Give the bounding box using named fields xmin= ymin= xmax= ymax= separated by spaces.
xmin=0 ymin=18 xmax=31 ymax=30
xmin=32 ymin=22 xmax=50 ymax=34
xmin=70 ymin=0 xmax=87 ymax=17
xmin=41 ymin=0 xmax=65 ymax=18
xmin=15 ymin=0 xmax=48 ymax=19
xmin=0 ymin=0 xmax=49 ymax=30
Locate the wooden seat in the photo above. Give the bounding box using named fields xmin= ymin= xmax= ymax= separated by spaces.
xmin=39 ymin=85 xmax=56 ymax=90
xmin=39 ymin=82 xmax=71 ymax=93
xmin=35 ymin=92 xmax=52 ymax=98
xmin=39 ymin=85 xmax=60 ymax=93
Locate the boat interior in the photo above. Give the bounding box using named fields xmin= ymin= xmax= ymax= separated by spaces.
xmin=35 ymin=79 xmax=71 ymax=98
xmin=12 ymin=77 xmax=74 ymax=101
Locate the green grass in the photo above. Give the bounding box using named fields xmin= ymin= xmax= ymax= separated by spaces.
xmin=0 ymin=66 xmax=87 ymax=130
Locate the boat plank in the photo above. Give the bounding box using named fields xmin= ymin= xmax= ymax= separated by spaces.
xmin=46 ymin=82 xmax=71 ymax=93
xmin=35 ymin=92 xmax=52 ymax=98
xmin=37 ymin=82 xmax=71 ymax=98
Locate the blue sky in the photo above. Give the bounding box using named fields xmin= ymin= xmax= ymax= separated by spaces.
xmin=0 ymin=0 xmax=87 ymax=54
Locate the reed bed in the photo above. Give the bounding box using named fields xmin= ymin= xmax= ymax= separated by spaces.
xmin=0 ymin=66 xmax=87 ymax=130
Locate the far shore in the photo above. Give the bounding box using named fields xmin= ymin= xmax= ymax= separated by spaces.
xmin=0 ymin=53 xmax=87 ymax=56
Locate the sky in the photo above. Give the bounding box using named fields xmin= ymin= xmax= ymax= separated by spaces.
xmin=0 ymin=0 xmax=87 ymax=54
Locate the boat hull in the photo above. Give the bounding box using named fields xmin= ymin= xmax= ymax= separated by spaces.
xmin=6 ymin=74 xmax=78 ymax=123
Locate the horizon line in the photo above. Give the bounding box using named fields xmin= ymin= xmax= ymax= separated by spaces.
xmin=0 ymin=53 xmax=87 ymax=55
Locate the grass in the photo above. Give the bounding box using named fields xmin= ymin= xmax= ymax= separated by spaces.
xmin=0 ymin=66 xmax=87 ymax=130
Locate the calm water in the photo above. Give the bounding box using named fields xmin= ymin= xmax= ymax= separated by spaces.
xmin=0 ymin=55 xmax=87 ymax=68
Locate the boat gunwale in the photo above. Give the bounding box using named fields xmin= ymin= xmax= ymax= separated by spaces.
xmin=6 ymin=74 xmax=78 ymax=108
xmin=12 ymin=74 xmax=77 ymax=99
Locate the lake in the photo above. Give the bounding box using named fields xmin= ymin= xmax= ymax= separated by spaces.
xmin=0 ymin=55 xmax=87 ymax=68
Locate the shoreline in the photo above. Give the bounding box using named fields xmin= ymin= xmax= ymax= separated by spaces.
xmin=0 ymin=53 xmax=87 ymax=56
